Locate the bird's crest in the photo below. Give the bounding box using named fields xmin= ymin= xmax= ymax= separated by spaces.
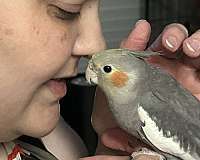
xmin=126 ymin=49 xmax=162 ymax=59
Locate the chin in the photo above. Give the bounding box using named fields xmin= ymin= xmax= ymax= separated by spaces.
xmin=28 ymin=116 xmax=59 ymax=138
xmin=38 ymin=111 xmax=60 ymax=137
xmin=18 ymin=104 xmax=61 ymax=139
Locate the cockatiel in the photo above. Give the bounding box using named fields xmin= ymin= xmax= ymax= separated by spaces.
xmin=85 ymin=49 xmax=200 ymax=160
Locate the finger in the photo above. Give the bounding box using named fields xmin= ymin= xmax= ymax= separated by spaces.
xmin=92 ymin=88 xmax=118 ymax=135
xmin=181 ymin=54 xmax=200 ymax=69
xmin=183 ymin=29 xmax=200 ymax=57
xmin=80 ymin=155 xmax=131 ymax=160
xmin=148 ymin=23 xmax=188 ymax=53
xmin=101 ymin=127 xmax=148 ymax=154
xmin=120 ymin=20 xmax=151 ymax=51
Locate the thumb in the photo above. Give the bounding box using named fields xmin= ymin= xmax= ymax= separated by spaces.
xmin=120 ymin=20 xmax=151 ymax=51
xmin=101 ymin=127 xmax=149 ymax=153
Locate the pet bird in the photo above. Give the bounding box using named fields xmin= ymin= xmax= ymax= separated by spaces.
xmin=85 ymin=49 xmax=200 ymax=160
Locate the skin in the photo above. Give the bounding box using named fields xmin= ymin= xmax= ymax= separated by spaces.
xmin=0 ymin=0 xmax=106 ymax=142
xmin=90 ymin=20 xmax=200 ymax=160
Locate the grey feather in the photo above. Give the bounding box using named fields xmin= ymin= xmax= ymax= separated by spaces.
xmin=100 ymin=48 xmax=162 ymax=58
xmin=127 ymin=50 xmax=162 ymax=58
xmin=139 ymin=64 xmax=200 ymax=158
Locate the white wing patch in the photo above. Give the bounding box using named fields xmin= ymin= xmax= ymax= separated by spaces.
xmin=137 ymin=105 xmax=195 ymax=160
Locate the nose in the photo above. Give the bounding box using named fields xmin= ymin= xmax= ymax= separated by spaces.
xmin=72 ymin=0 xmax=106 ymax=56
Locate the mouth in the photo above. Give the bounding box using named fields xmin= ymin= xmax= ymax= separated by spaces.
xmin=47 ymin=77 xmax=68 ymax=99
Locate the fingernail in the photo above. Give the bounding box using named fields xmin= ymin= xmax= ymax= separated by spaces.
xmin=135 ymin=19 xmax=147 ymax=27
xmin=165 ymin=36 xmax=178 ymax=50
xmin=177 ymin=24 xmax=189 ymax=37
xmin=186 ymin=39 xmax=200 ymax=53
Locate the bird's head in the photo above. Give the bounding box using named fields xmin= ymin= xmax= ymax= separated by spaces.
xmin=86 ymin=49 xmax=154 ymax=100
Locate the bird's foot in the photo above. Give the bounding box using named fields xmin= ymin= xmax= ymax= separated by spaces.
xmin=130 ymin=147 xmax=166 ymax=160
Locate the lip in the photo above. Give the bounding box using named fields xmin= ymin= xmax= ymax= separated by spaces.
xmin=47 ymin=79 xmax=67 ymax=99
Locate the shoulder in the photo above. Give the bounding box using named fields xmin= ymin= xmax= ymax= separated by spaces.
xmin=41 ymin=116 xmax=88 ymax=160
xmin=0 ymin=140 xmax=58 ymax=160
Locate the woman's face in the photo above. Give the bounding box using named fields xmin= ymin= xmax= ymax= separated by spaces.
xmin=0 ymin=0 xmax=105 ymax=141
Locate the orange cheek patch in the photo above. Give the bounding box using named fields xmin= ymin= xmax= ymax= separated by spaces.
xmin=111 ymin=71 xmax=129 ymax=87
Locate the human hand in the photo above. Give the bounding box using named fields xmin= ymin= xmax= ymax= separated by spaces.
xmin=151 ymin=24 xmax=200 ymax=100
xmin=91 ymin=19 xmax=200 ymax=160
xmin=123 ymin=20 xmax=200 ymax=100
xmin=80 ymin=155 xmax=130 ymax=160
xmin=80 ymin=154 xmax=161 ymax=160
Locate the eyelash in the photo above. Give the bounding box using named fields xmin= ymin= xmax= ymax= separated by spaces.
xmin=49 ymin=5 xmax=80 ymax=21
xmin=57 ymin=7 xmax=80 ymax=21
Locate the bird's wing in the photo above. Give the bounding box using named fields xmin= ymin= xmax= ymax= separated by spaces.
xmin=139 ymin=92 xmax=200 ymax=159
xmin=147 ymin=64 xmax=200 ymax=124
xmin=137 ymin=65 xmax=200 ymax=159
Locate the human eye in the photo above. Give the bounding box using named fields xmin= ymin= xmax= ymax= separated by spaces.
xmin=47 ymin=5 xmax=80 ymax=21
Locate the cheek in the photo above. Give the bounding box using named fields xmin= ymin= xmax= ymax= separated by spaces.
xmin=0 ymin=83 xmax=35 ymax=126
xmin=111 ymin=71 xmax=129 ymax=87
xmin=3 ymin=28 xmax=76 ymax=84
xmin=28 ymin=23 xmax=77 ymax=77
xmin=0 ymin=27 xmax=76 ymax=113
xmin=0 ymin=4 xmax=78 ymax=84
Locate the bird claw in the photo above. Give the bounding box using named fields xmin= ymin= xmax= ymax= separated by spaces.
xmin=130 ymin=147 xmax=166 ymax=160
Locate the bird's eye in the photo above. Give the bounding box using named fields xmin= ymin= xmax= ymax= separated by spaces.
xmin=103 ymin=65 xmax=112 ymax=73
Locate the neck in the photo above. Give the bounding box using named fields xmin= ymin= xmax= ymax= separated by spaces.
xmin=108 ymin=95 xmax=140 ymax=137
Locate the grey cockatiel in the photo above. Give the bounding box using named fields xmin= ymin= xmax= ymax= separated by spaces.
xmin=85 ymin=49 xmax=200 ymax=160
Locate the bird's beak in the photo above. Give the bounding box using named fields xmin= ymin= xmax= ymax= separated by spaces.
xmin=85 ymin=62 xmax=98 ymax=85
